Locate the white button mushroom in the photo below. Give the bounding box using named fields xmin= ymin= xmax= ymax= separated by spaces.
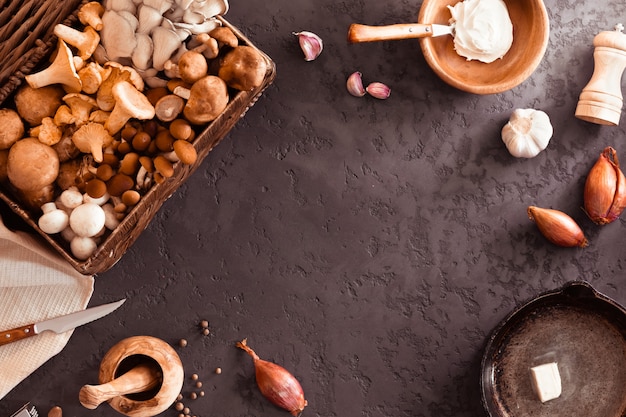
xmin=38 ymin=202 xmax=70 ymax=234
xmin=70 ymin=236 xmax=98 ymax=260
xmin=59 ymin=186 xmax=84 ymax=210
xmin=69 ymin=202 xmax=106 ymax=237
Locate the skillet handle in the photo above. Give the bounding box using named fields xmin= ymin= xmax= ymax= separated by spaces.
xmin=347 ymin=23 xmax=435 ymax=43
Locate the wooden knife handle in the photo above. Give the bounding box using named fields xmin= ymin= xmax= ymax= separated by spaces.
xmin=0 ymin=324 xmax=36 ymax=346
xmin=348 ymin=23 xmax=433 ymax=43
xmin=79 ymin=364 xmax=162 ymax=409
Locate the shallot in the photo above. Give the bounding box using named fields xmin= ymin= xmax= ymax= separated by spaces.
xmin=583 ymin=146 xmax=626 ymax=225
xmin=527 ymin=206 xmax=588 ymax=248
xmin=236 ymin=338 xmax=307 ymax=416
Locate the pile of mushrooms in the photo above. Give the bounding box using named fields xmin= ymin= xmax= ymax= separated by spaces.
xmin=0 ymin=0 xmax=269 ymax=261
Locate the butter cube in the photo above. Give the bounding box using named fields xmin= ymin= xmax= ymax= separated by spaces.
xmin=530 ymin=362 xmax=562 ymax=402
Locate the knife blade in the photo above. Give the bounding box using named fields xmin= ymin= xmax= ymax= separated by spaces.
xmin=0 ymin=299 xmax=125 ymax=346
xmin=348 ymin=23 xmax=455 ymax=43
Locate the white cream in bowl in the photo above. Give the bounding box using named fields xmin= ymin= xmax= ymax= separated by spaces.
xmin=447 ymin=0 xmax=514 ymax=63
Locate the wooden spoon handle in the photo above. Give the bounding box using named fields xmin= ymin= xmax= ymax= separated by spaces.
xmin=79 ymin=364 xmax=162 ymax=410
xmin=348 ymin=23 xmax=435 ymax=43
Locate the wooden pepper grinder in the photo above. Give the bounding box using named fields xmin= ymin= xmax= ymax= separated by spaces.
xmin=576 ymin=23 xmax=626 ymax=126
xmin=79 ymin=336 xmax=184 ymax=417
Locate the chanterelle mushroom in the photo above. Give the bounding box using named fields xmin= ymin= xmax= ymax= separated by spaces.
xmin=63 ymin=93 xmax=98 ymax=126
xmin=78 ymin=1 xmax=105 ymax=31
xmin=53 ymin=24 xmax=100 ymax=60
xmin=104 ymin=80 xmax=156 ymax=135
xmin=72 ymin=122 xmax=114 ymax=163
xmin=25 ymin=39 xmax=82 ymax=93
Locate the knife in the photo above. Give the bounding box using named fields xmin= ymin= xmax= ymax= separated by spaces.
xmin=348 ymin=23 xmax=455 ymax=43
xmin=0 ymin=299 xmax=125 ymax=346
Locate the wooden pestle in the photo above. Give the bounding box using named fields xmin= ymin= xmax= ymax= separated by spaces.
xmin=79 ymin=363 xmax=162 ymax=410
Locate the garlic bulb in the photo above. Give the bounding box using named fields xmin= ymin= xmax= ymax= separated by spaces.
xmin=501 ymin=108 xmax=553 ymax=158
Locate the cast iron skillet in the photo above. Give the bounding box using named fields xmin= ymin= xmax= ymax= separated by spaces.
xmin=481 ymin=281 xmax=626 ymax=417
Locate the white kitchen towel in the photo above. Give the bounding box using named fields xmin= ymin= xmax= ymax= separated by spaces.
xmin=0 ymin=213 xmax=93 ymax=400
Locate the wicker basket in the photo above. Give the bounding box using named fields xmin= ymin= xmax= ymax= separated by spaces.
xmin=0 ymin=2 xmax=276 ymax=275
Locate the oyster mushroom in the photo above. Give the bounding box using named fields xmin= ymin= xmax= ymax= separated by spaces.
xmin=152 ymin=25 xmax=183 ymax=71
xmin=25 ymin=40 xmax=82 ymax=93
xmin=100 ymin=10 xmax=138 ymax=62
xmin=72 ymin=122 xmax=114 ymax=163
xmin=104 ymin=81 xmax=156 ymax=135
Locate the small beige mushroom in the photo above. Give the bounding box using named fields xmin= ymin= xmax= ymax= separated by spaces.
xmin=182 ymin=75 xmax=229 ymax=124
xmin=177 ymin=50 xmax=208 ymax=84
xmin=209 ymin=26 xmax=238 ymax=48
xmin=0 ymin=109 xmax=24 ymax=150
xmin=72 ymin=122 xmax=114 ymax=162
xmin=25 ymin=40 xmax=82 ymax=93
xmin=63 ymin=93 xmax=98 ymax=126
xmin=53 ymin=24 xmax=100 ymax=60
xmin=70 ymin=236 xmax=98 ymax=260
xmin=192 ymin=33 xmax=219 ymax=59
xmin=78 ymin=1 xmax=105 ymax=31
xmin=217 ymin=45 xmax=267 ymax=91
xmin=155 ymin=94 xmax=185 ymax=122
xmin=104 ymin=81 xmax=156 ymax=135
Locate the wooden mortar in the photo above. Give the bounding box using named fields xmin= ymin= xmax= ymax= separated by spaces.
xmin=79 ymin=336 xmax=184 ymax=417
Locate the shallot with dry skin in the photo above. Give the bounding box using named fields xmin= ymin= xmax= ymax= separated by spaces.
xmin=236 ymin=338 xmax=307 ymax=416
xmin=583 ymin=146 xmax=626 ymax=225
xmin=527 ymin=206 xmax=588 ymax=248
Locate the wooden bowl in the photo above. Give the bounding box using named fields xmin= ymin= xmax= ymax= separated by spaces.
xmin=418 ymin=0 xmax=550 ymax=94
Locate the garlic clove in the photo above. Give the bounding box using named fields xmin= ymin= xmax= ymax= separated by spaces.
xmin=583 ymin=146 xmax=626 ymax=225
xmin=527 ymin=206 xmax=588 ymax=248
xmin=366 ymin=82 xmax=391 ymax=99
xmin=346 ymin=71 xmax=366 ymax=97
xmin=293 ymin=31 xmax=323 ymax=61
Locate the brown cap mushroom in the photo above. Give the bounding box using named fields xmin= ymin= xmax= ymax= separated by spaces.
xmin=25 ymin=39 xmax=82 ymax=93
xmin=104 ymin=81 xmax=156 ymax=135
xmin=182 ymin=75 xmax=229 ymax=124
xmin=177 ymin=50 xmax=209 ymax=84
xmin=7 ymin=138 xmax=59 ymax=191
xmin=209 ymin=26 xmax=239 ymax=48
xmin=14 ymin=84 xmax=65 ymax=126
xmin=217 ymin=46 xmax=268 ymax=91
xmin=155 ymin=94 xmax=185 ymax=122
xmin=0 ymin=109 xmax=24 ymax=150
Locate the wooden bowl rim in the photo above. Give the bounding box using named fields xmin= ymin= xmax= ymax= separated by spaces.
xmin=418 ymin=0 xmax=550 ymax=94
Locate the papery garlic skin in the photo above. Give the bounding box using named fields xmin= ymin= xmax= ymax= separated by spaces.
xmin=584 ymin=146 xmax=626 ymax=225
xmin=527 ymin=206 xmax=588 ymax=248
xmin=366 ymin=82 xmax=391 ymax=99
xmin=293 ymin=31 xmax=323 ymax=61
xmin=502 ymin=108 xmax=553 ymax=158
xmin=347 ymin=71 xmax=366 ymax=97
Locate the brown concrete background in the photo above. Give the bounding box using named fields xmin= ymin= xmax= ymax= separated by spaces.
xmin=2 ymin=1 xmax=626 ymax=417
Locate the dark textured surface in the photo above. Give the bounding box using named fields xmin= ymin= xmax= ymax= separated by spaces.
xmin=2 ymin=1 xmax=626 ymax=417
